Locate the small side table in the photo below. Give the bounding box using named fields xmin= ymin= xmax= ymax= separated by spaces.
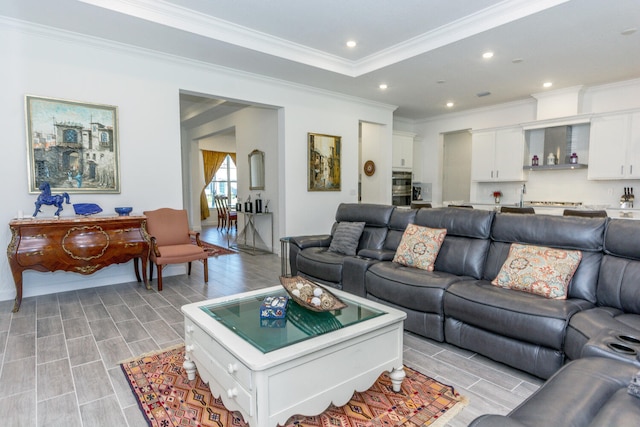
xmin=280 ymin=236 xmax=292 ymax=277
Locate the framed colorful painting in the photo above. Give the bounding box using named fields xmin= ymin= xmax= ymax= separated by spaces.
xmin=308 ymin=132 xmax=341 ymax=191
xmin=25 ymin=95 xmax=120 ymax=194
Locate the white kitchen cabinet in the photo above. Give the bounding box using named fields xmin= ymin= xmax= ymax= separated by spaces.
xmin=588 ymin=111 xmax=640 ymax=180
xmin=471 ymin=128 xmax=524 ymax=182
xmin=392 ymin=131 xmax=415 ymax=170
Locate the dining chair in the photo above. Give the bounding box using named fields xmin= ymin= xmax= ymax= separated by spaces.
xmin=500 ymin=206 xmax=535 ymax=214
xmin=563 ymin=209 xmax=608 ymax=218
xmin=143 ymin=208 xmax=208 ymax=291
xmin=222 ymin=197 xmax=237 ymax=230
xmin=214 ymin=196 xmax=227 ymax=229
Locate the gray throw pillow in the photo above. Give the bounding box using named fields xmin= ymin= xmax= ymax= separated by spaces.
xmin=328 ymin=222 xmax=366 ymax=256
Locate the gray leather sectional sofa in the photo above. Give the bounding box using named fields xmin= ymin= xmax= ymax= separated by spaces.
xmin=288 ymin=203 xmax=640 ymax=425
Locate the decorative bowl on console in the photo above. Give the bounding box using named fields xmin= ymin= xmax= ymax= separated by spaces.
xmin=279 ymin=275 xmax=347 ymax=312
xmin=73 ymin=203 xmax=103 ymax=216
xmin=114 ymin=206 xmax=133 ymax=216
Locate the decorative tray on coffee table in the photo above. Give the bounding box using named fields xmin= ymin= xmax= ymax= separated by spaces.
xmin=279 ymin=275 xmax=347 ymax=312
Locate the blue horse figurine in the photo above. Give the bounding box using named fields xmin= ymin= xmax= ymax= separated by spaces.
xmin=33 ymin=182 xmax=70 ymax=217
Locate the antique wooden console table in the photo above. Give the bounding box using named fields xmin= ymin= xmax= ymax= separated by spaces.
xmin=7 ymin=215 xmax=151 ymax=312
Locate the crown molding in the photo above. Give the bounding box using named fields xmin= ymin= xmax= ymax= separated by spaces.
xmin=78 ymin=0 xmax=357 ymax=75
xmin=353 ymin=0 xmax=571 ymax=76
xmin=78 ymin=0 xmax=570 ymax=77
xmin=1 ymin=16 xmax=397 ymax=113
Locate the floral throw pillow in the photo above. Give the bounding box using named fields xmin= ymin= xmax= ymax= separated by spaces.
xmin=491 ymin=243 xmax=583 ymax=299
xmin=393 ymin=224 xmax=447 ymax=271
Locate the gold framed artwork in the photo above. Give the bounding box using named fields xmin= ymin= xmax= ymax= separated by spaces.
xmin=25 ymin=95 xmax=120 ymax=194
xmin=308 ymin=132 xmax=341 ymax=191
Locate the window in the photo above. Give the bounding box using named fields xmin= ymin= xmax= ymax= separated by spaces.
xmin=205 ymin=155 xmax=237 ymax=208
xmin=63 ymin=129 xmax=78 ymax=143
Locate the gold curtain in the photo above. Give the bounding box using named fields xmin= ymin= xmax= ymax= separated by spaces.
xmin=200 ymin=150 xmax=232 ymax=220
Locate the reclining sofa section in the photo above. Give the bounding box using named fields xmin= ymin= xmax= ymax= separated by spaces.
xmin=289 ymin=204 xmax=611 ymax=379
xmin=364 ymin=207 xmax=494 ymax=342
xmin=289 ymin=203 xmax=393 ymax=288
xmin=444 ymin=213 xmax=605 ymax=379
xmin=565 ymin=219 xmax=640 ymax=361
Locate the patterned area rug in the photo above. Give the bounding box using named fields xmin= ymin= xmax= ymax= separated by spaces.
xmin=191 ymin=238 xmax=237 ymax=257
xmin=120 ymin=345 xmax=468 ymax=427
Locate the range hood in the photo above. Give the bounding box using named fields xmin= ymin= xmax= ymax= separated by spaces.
xmin=544 ymin=125 xmax=573 ymax=164
xmin=524 ymin=122 xmax=590 ymax=170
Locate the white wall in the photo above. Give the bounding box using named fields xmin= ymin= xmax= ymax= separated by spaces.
xmin=413 ymin=100 xmax=537 ymax=204
xmin=360 ymin=122 xmax=392 ymax=204
xmin=411 ymin=78 xmax=640 ymax=207
xmin=0 ymin=20 xmax=395 ymax=303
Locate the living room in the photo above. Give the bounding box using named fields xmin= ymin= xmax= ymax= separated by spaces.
xmin=1 ymin=1 xmax=640 ymax=426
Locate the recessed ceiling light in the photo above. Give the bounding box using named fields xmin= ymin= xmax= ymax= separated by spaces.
xmin=543 ymin=82 xmax=553 ymax=88
xmin=477 ymin=91 xmax=491 ymax=97
xmin=512 ymin=58 xmax=524 ymax=64
xmin=482 ymin=51 xmax=494 ymax=59
xmin=346 ymin=40 xmax=357 ymax=48
xmin=379 ymin=84 xmax=388 ymax=90
xmin=621 ymin=27 xmax=637 ymax=36
xmin=446 ymin=102 xmax=454 ymax=108
xmin=436 ymin=80 xmax=446 ymax=84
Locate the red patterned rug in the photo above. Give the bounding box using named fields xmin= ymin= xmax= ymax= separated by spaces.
xmin=120 ymin=345 xmax=467 ymax=427
xmin=191 ymin=238 xmax=237 ymax=257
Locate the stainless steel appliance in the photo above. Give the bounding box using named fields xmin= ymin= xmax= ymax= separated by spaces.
xmin=392 ymin=171 xmax=412 ymax=206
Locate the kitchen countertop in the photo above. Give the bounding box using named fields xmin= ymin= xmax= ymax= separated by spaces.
xmin=470 ymin=203 xmax=640 ymax=220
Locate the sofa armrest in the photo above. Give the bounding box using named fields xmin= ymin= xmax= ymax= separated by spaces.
xmin=289 ymin=234 xmax=332 ymax=249
xmin=342 ymin=256 xmax=380 ymax=297
xmin=468 ymin=415 xmax=528 ymax=427
xmin=358 ymin=248 xmax=396 ymax=261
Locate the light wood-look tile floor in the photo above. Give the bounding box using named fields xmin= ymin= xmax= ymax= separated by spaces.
xmin=0 ymin=226 xmax=543 ymax=427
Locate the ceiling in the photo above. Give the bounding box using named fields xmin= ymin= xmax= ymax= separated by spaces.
xmin=2 ymin=0 xmax=640 ymax=120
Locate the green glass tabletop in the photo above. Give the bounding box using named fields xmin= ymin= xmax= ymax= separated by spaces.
xmin=200 ymin=289 xmax=385 ymax=353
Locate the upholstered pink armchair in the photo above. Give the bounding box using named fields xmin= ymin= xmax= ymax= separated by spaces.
xmin=143 ymin=208 xmax=208 ymax=291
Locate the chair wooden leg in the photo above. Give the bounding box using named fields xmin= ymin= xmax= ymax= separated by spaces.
xmin=157 ymin=265 xmax=163 ymax=291
xmin=203 ymin=258 xmax=208 ymax=283
xmin=149 ymin=262 xmax=154 ymax=281
xmin=187 ymin=261 xmax=192 ymax=276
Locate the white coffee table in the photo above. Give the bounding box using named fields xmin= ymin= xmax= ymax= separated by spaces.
xmin=181 ymin=285 xmax=406 ymax=427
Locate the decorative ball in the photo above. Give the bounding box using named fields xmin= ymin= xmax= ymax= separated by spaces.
xmin=313 ymin=288 xmax=323 ymax=297
xmin=311 ymin=297 xmax=321 ymax=306
xmin=292 ymin=289 xmax=300 ymax=297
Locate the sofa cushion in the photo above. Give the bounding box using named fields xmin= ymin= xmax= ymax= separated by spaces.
xmin=383 ymin=208 xmax=418 ymax=251
xmin=332 ymin=203 xmax=394 ymax=253
xmin=393 ymin=224 xmax=446 ymax=271
xmin=296 ymin=247 xmax=345 ymax=284
xmin=445 ymin=280 xmax=593 ymax=350
xmin=412 ymin=207 xmax=495 ymax=279
xmin=468 ymin=358 xmax=640 ymax=427
xmin=328 ymin=221 xmax=365 ymax=256
xmin=367 ymin=262 xmax=469 ymax=314
xmin=485 ymin=214 xmax=606 ymax=303
xmin=491 ymin=244 xmax=582 ymax=299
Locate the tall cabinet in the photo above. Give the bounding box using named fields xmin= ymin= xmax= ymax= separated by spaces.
xmin=471 ymin=127 xmax=525 ymax=182
xmin=588 ymin=111 xmax=640 ymax=180
xmin=392 ymin=131 xmax=415 ymax=171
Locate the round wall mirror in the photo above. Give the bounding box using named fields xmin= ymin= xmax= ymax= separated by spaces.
xmin=249 ymin=149 xmax=265 ymax=190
